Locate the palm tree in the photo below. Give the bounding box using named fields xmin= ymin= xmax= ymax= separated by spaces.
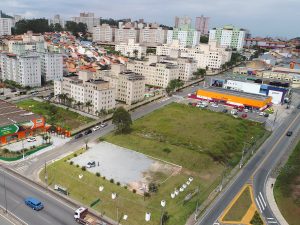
xmin=75 ymin=101 xmax=82 ymax=109
xmin=85 ymin=101 xmax=93 ymax=114
xmin=133 ymin=49 xmax=139 ymax=59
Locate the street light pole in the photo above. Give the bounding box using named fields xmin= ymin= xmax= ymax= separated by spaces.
xmin=239 ymin=142 xmax=246 ymax=168
xmin=3 ymin=170 xmax=7 ymax=213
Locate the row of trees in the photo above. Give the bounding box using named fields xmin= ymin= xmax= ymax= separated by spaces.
xmin=13 ymin=19 xmax=87 ymax=36
xmin=221 ymin=53 xmax=246 ymax=70
xmin=166 ymin=79 xmax=184 ymax=95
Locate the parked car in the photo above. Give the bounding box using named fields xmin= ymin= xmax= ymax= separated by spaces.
xmin=286 ymin=131 xmax=293 ymax=137
xmin=74 ymin=133 xmax=83 ymax=139
xmin=92 ymin=126 xmax=101 ymax=131
xmin=100 ymin=123 xmax=108 ymax=128
xmin=259 ymin=112 xmax=265 ymax=116
xmin=297 ymin=104 xmax=300 ymax=109
xmin=231 ymin=109 xmax=238 ymax=115
xmin=211 ymin=103 xmax=219 ymax=108
xmin=84 ymin=129 xmax=92 ymax=135
xmin=86 ymin=161 xmax=96 ymax=168
xmin=241 ymin=113 xmax=248 ymax=118
xmin=222 ymin=109 xmax=228 ymax=113
xmin=24 ymin=197 xmax=44 ymax=211
xmin=264 ymin=113 xmax=269 ymax=117
xmin=27 ymin=137 xmax=36 ymax=142
xmin=244 ymin=109 xmax=249 ymax=113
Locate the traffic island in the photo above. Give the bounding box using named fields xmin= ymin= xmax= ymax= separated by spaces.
xmin=220 ymin=185 xmax=263 ymax=225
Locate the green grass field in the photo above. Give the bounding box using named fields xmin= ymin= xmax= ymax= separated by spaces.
xmin=41 ymin=103 xmax=266 ymax=225
xmin=17 ymin=99 xmax=94 ymax=130
xmin=274 ymin=141 xmax=300 ymax=225
xmin=223 ymin=186 xmax=252 ymax=221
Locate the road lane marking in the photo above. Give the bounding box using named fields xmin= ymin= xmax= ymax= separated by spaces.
xmin=255 ymin=197 xmax=262 ymax=213
xmin=257 ymin=195 xmax=265 ymax=211
xmin=259 ymin=192 xmax=267 ymax=207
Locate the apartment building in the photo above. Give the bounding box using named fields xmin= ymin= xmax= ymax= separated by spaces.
xmin=92 ymin=24 xmax=114 ymax=42
xmin=157 ymin=41 xmax=231 ymax=70
xmin=195 ymin=16 xmax=209 ymax=35
xmin=101 ymin=65 xmax=145 ymax=105
xmin=115 ymin=39 xmax=146 ymax=59
xmin=115 ymin=28 xmax=139 ymax=43
xmin=39 ymin=52 xmax=63 ymax=82
xmin=48 ymin=14 xmax=65 ymax=28
xmin=161 ymin=57 xmax=197 ymax=81
xmin=0 ymin=53 xmax=41 ymax=87
xmin=127 ymin=56 xmax=179 ymax=88
xmin=174 ymin=16 xmax=192 ymax=28
xmin=0 ymin=18 xmax=12 ymax=36
xmin=167 ymin=24 xmax=200 ymax=47
xmin=54 ymin=71 xmax=115 ymax=114
xmin=209 ymin=25 xmax=247 ymax=50
xmin=139 ymin=27 xmax=167 ymax=45
xmin=71 ymin=12 xmax=100 ymax=32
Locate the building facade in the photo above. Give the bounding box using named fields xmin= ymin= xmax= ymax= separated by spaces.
xmin=0 ymin=18 xmax=12 ymax=36
xmin=209 ymin=25 xmax=247 ymax=50
xmin=54 ymin=71 xmax=115 ymax=114
xmin=167 ymin=25 xmax=200 ymax=47
xmin=174 ymin=16 xmax=192 ymax=28
xmin=115 ymin=28 xmax=139 ymax=43
xmin=39 ymin=52 xmax=63 ymax=82
xmin=0 ymin=53 xmax=41 ymax=87
xmin=139 ymin=27 xmax=167 ymax=45
xmin=195 ymin=16 xmax=209 ymax=35
xmin=115 ymin=39 xmax=146 ymax=59
xmin=48 ymin=15 xmax=65 ymax=28
xmin=92 ymin=24 xmax=114 ymax=42
xmin=71 ymin=12 xmax=100 ymax=32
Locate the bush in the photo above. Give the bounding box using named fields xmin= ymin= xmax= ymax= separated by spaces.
xmin=144 ymin=192 xmax=151 ymax=198
xmin=148 ymin=183 xmax=158 ymax=193
xmin=69 ymin=161 xmax=74 ymax=165
xmin=76 ymin=164 xmax=80 ymax=168
xmin=110 ymin=178 xmax=114 ymax=183
xmin=124 ymin=186 xmax=128 ymax=189
xmin=250 ymin=211 xmax=263 ymax=225
xmin=132 ymin=189 xmax=136 ymax=194
xmin=116 ymin=182 xmax=120 ymax=186
xmin=102 ymin=176 xmax=106 ymax=180
xmin=162 ymin=148 xmax=171 ymax=154
xmin=73 ymin=153 xmax=77 ymax=157
xmin=81 ymin=166 xmax=86 ymax=171
xmin=99 ymin=137 xmax=105 ymax=142
xmin=96 ymin=172 xmax=101 ymax=177
xmin=3 ymin=149 xmax=9 ymax=154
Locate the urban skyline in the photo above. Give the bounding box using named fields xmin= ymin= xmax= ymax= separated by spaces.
xmin=1 ymin=0 xmax=299 ymax=38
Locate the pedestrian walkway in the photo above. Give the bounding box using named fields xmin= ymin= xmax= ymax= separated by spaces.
xmin=0 ymin=214 xmax=13 ymax=225
xmin=266 ymin=178 xmax=288 ymax=225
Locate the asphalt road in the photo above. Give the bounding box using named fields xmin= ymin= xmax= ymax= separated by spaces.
xmin=197 ymin=107 xmax=300 ymax=225
xmin=0 ymin=168 xmax=77 ymax=225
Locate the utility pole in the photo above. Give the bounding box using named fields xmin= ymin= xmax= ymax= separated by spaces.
xmin=44 ymin=161 xmax=48 ymax=187
xmin=273 ymin=110 xmax=278 ymax=130
xmin=239 ymin=142 xmax=246 ymax=168
xmin=194 ymin=186 xmax=200 ymax=221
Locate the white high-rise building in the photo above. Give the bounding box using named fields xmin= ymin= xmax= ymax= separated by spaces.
xmin=139 ymin=27 xmax=167 ymax=45
xmin=0 ymin=18 xmax=12 ymax=36
xmin=174 ymin=16 xmax=192 ymax=28
xmin=167 ymin=25 xmax=200 ymax=47
xmin=115 ymin=28 xmax=139 ymax=43
xmin=54 ymin=71 xmax=115 ymax=114
xmin=115 ymin=39 xmax=146 ymax=59
xmin=49 ymin=15 xmax=65 ymax=28
xmin=71 ymin=12 xmax=100 ymax=32
xmin=127 ymin=55 xmax=179 ymax=88
xmin=92 ymin=24 xmax=114 ymax=42
xmin=0 ymin=53 xmax=41 ymax=87
xmin=209 ymin=25 xmax=247 ymax=50
xmin=39 ymin=52 xmax=63 ymax=82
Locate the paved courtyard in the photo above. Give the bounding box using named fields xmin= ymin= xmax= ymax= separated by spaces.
xmin=71 ymin=142 xmax=178 ymax=189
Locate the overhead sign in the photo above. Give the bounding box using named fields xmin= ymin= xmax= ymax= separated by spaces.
xmin=0 ymin=124 xmax=19 ymax=137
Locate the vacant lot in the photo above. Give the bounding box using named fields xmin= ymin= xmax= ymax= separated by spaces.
xmin=223 ymin=186 xmax=252 ymax=221
xmin=275 ymin=141 xmax=300 ymax=225
xmin=41 ymin=103 xmax=266 ymax=225
xmin=17 ymin=99 xmax=94 ymax=130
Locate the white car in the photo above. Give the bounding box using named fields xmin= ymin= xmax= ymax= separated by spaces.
xmin=211 ymin=103 xmax=219 ymax=108
xmin=100 ymin=123 xmax=107 ymax=128
xmin=231 ymin=109 xmax=238 ymax=115
xmin=244 ymin=109 xmax=249 ymax=113
xmin=92 ymin=126 xmax=101 ymax=131
xmin=27 ymin=137 xmax=36 ymax=142
xmin=259 ymin=112 xmax=265 ymax=116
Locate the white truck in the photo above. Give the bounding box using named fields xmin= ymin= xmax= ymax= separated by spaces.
xmin=74 ymin=207 xmax=108 ymax=225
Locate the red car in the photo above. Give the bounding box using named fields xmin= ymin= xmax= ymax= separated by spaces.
xmin=241 ymin=113 xmax=248 ymax=118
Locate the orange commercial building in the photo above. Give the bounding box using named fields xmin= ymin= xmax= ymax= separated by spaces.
xmin=196 ymin=88 xmax=272 ymax=109
xmin=0 ymin=100 xmax=46 ymax=145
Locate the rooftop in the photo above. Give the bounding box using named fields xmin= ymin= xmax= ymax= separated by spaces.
xmin=0 ymin=100 xmax=43 ymax=128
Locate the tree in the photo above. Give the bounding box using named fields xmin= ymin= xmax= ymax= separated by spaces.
xmin=133 ymin=49 xmax=139 ymax=58
xmin=200 ymin=35 xmax=209 ymax=44
xmin=193 ymin=68 xmax=206 ymax=78
xmin=166 ymin=79 xmax=184 ymax=95
xmin=14 ymin=19 xmax=51 ymax=34
xmin=85 ymin=101 xmax=93 ymax=113
xmin=112 ymin=107 xmax=132 ymax=134
xmin=54 ymin=23 xmax=63 ymax=32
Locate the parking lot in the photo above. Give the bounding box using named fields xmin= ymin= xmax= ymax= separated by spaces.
xmin=71 ymin=142 xmax=178 ymax=190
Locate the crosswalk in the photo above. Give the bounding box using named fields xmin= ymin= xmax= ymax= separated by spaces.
xmin=255 ymin=192 xmax=267 ymax=213
xmin=266 ymin=217 xmax=278 ymax=224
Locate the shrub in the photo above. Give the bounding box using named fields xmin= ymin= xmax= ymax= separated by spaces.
xmin=124 ymin=186 xmax=128 ymax=189
xmin=144 ymin=192 xmax=151 ymax=198
xmin=73 ymin=153 xmax=77 ymax=157
xmin=132 ymin=189 xmax=136 ymax=194
xmin=102 ymin=176 xmax=106 ymax=180
xmin=96 ymin=172 xmax=101 ymax=177
xmin=162 ymin=148 xmax=171 ymax=154
xmin=69 ymin=161 xmax=74 ymax=165
xmin=76 ymin=164 xmax=80 ymax=168
xmin=81 ymin=166 xmax=86 ymax=171
xmin=3 ymin=149 xmax=9 ymax=154
xmin=116 ymin=182 xmax=120 ymax=186
xmin=99 ymin=137 xmax=105 ymax=142
xmin=148 ymin=183 xmax=158 ymax=193
xmin=110 ymin=178 xmax=114 ymax=183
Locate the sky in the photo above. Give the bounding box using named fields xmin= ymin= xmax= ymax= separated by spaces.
xmin=1 ymin=0 xmax=300 ymax=38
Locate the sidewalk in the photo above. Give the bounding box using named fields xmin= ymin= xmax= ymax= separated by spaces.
xmin=266 ymin=178 xmax=288 ymax=225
